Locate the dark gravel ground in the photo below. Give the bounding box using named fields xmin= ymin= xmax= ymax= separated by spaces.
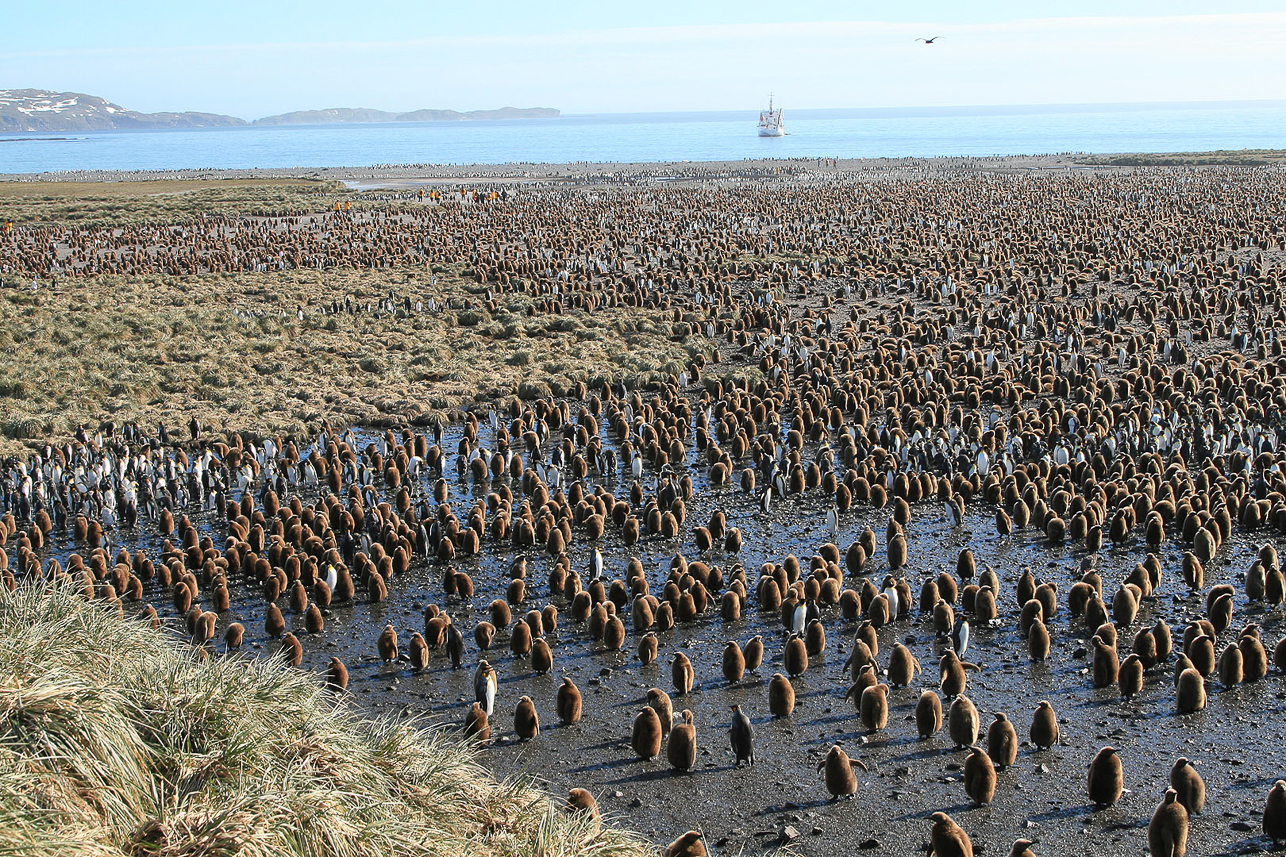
xmin=67 ymin=420 xmax=1285 ymax=857
xmin=343 ymin=479 xmax=1286 ymax=857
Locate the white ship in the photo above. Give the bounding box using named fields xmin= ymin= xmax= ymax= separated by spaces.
xmin=757 ymin=95 xmax=785 ymax=137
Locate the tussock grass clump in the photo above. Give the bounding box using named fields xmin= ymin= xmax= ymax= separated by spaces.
xmin=0 ymin=267 xmax=712 ymax=456
xmin=0 ymin=581 xmax=653 ymax=857
xmin=0 ymin=179 xmax=352 ymax=228
xmin=1075 ymin=149 xmax=1286 ymax=167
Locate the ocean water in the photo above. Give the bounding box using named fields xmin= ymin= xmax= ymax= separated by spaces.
xmin=0 ymin=102 xmax=1283 ymax=173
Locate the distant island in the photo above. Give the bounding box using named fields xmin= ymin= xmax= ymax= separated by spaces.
xmin=253 ymin=106 xmax=560 ymax=125
xmin=0 ymin=89 xmax=559 ymax=132
xmin=0 ymin=89 xmax=246 ymax=132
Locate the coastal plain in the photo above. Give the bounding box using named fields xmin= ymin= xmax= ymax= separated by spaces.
xmin=3 ymin=153 xmax=1286 ymax=857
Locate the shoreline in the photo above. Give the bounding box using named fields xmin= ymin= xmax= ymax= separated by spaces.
xmin=3 ymin=150 xmax=1284 ymax=186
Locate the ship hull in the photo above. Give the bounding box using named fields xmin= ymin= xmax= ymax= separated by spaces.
xmin=757 ymin=97 xmax=784 ymax=136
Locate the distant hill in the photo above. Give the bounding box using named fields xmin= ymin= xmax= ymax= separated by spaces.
xmin=253 ymin=106 xmax=560 ymax=125
xmin=0 ymin=90 xmax=560 ymax=132
xmin=0 ymin=89 xmax=246 ymax=132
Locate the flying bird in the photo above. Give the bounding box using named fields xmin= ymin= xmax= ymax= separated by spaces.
xmin=916 ymin=36 xmax=940 ymax=44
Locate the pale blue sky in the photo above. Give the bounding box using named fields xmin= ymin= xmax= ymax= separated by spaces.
xmin=3 ymin=2 xmax=1284 ymax=118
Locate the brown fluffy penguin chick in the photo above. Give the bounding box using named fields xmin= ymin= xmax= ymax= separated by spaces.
xmin=666 ymin=709 xmax=697 ymax=772
xmin=671 ymin=652 xmax=695 ymax=695
xmin=514 ymin=696 xmax=540 ymax=741
xmin=279 ymin=632 xmax=303 ymax=667
xmin=1133 ymin=627 xmax=1159 ymax=668
xmin=566 ymin=787 xmax=600 ymax=828
xmin=964 ymin=745 xmax=997 ymax=806
xmin=264 ymin=603 xmax=286 ymax=639
xmin=948 ymin=694 xmax=980 ymax=748
xmin=1092 ymin=635 xmax=1119 ymax=688
xmin=191 ymin=610 xmax=216 ymax=645
xmin=1239 ymin=631 xmax=1268 ymax=682
xmin=334 ymin=567 xmax=355 ymax=602
xmin=1028 ymin=618 xmax=1051 ymax=662
xmin=556 ymin=676 xmax=583 ymax=725
xmin=930 ymin=811 xmax=973 ymax=857
xmin=784 ymin=634 xmax=809 ymax=676
xmin=1218 ymin=643 xmax=1243 ymax=689
xmin=987 ymin=712 xmax=1017 ymax=769
xmin=648 ymin=688 xmax=674 ymax=736
xmin=510 ymin=620 xmax=532 ymax=657
xmin=1148 ymin=788 xmax=1189 ymax=857
xmin=1030 ymin=700 xmax=1059 ymax=749
xmin=1119 ymin=653 xmax=1145 ymax=700
xmin=304 ymin=604 xmax=324 ymax=635
xmin=631 ymin=705 xmax=663 ymax=759
xmin=531 ymin=637 xmax=554 ymax=675
xmin=173 ymin=581 xmax=194 ymax=614
xmin=844 ymin=665 xmax=878 ymax=709
xmin=664 ymin=831 xmax=707 ymax=857
xmin=939 ymin=650 xmax=977 ymax=698
xmin=916 ymin=690 xmax=944 ymax=739
xmin=408 ymin=632 xmax=429 ymax=672
xmin=888 ymin=643 xmax=922 ymax=687
xmin=377 ymin=624 xmax=398 ymax=662
xmin=818 ymin=744 xmax=867 ymax=800
xmin=223 ymin=621 xmax=245 ymax=651
xmin=768 ymin=673 xmax=796 ymax=717
xmin=324 ymin=656 xmax=348 ymax=693
xmin=1274 ymin=636 xmax=1286 ymax=673
xmin=474 ymin=620 xmax=495 ymax=652
xmin=1088 ymin=746 xmax=1123 ymax=808
xmin=1170 ymin=757 xmax=1205 ymax=815
xmin=1176 ymin=668 xmax=1206 ymax=713
xmin=743 ymin=634 xmax=765 ymax=673
xmin=859 ymin=683 xmax=890 ymax=733
xmin=722 ymin=640 xmax=746 ymax=683
xmin=1173 ymin=655 xmax=1196 ymax=687
xmin=805 ymin=618 xmax=826 ymax=655
xmin=1265 ymin=780 xmax=1286 ymax=843
xmin=1008 ymin=839 xmax=1036 ymax=857
xmin=638 ymin=631 xmax=659 ymax=665
xmin=888 ymin=533 xmax=907 ymax=569
xmin=463 ymin=702 xmax=490 ymax=744
xmin=603 ymin=615 xmax=626 ymax=651
xmin=289 ymin=580 xmax=308 ymax=614
xmin=312 ymin=579 xmax=332 ymax=609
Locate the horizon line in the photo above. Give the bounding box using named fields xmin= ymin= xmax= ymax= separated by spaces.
xmin=568 ymin=97 xmax=1286 ymax=117
xmin=3 ymin=94 xmax=1283 ymax=128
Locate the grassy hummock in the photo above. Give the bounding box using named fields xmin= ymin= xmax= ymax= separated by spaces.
xmin=0 ymin=581 xmax=652 ymax=857
xmin=0 ymin=267 xmax=707 ymax=454
xmin=0 ymin=265 xmax=709 ymax=452
xmin=0 ymin=179 xmax=352 ymax=228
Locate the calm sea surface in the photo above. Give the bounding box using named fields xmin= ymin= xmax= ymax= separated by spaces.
xmin=0 ymin=102 xmax=1282 ymax=173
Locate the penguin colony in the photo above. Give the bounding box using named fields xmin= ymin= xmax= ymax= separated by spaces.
xmin=6 ymin=163 xmax=1286 ymax=855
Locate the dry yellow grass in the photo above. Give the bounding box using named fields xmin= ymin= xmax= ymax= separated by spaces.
xmin=0 ymin=264 xmax=711 ymax=454
xmin=1075 ymin=149 xmax=1286 ymax=167
xmin=0 ymin=580 xmax=656 ymax=857
xmin=0 ymin=178 xmax=352 ymax=227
